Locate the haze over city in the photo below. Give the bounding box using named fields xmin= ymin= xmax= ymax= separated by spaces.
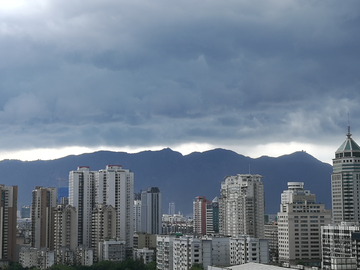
xmin=0 ymin=0 xmax=359 ymax=164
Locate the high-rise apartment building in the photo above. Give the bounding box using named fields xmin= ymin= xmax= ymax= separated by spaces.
xmin=193 ymin=196 xmax=217 ymax=235
xmin=211 ymin=197 xmax=219 ymax=233
xmin=219 ymin=174 xmax=264 ymax=238
xmin=91 ymin=204 xmax=117 ymax=262
xmin=53 ymin=204 xmax=77 ymax=263
xmin=96 ymin=165 xmax=134 ymax=247
xmin=69 ymin=165 xmax=134 ymax=249
xmin=141 ymin=187 xmax=162 ymax=234
xmin=331 ymin=127 xmax=360 ymax=223
xmin=0 ymin=185 xmax=17 ymax=261
xmin=69 ymin=166 xmax=96 ymax=247
xmin=133 ymin=199 xmax=142 ymax=233
xmin=193 ymin=196 xmax=209 ymax=235
xmin=31 ymin=186 xmax=57 ymax=250
xmin=277 ymin=182 xmax=331 ymax=267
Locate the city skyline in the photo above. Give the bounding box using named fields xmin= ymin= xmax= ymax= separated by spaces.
xmin=0 ymin=1 xmax=359 ymax=164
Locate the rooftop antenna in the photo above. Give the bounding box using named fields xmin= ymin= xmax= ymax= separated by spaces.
xmin=347 ymin=113 xmax=351 ymax=138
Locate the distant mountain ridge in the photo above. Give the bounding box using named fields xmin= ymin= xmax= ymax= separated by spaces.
xmin=0 ymin=148 xmax=333 ymax=215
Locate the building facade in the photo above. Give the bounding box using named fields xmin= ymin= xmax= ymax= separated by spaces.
xmin=193 ymin=196 xmax=209 ymax=236
xmin=277 ymin=182 xmax=331 ymax=267
xmin=219 ymin=174 xmax=264 ymax=238
xmin=156 ymin=235 xmax=268 ymax=270
xmin=134 ymin=199 xmax=142 ymax=233
xmin=331 ymin=128 xmax=360 ymax=223
xmin=96 ymin=165 xmax=134 ymax=248
xmin=264 ymin=223 xmax=278 ymax=263
xmin=229 ymin=236 xmax=269 ymax=265
xmin=169 ymin=202 xmax=175 ymax=216
xmin=141 ymin=187 xmax=162 ymax=234
xmin=322 ymin=222 xmax=360 ymax=270
xmin=98 ymin=240 xmax=126 ymax=262
xmin=0 ymin=185 xmax=17 ymax=261
xmin=69 ymin=166 xmax=96 ymax=247
xmin=31 ymin=186 xmax=57 ymax=250
xmin=53 ymin=204 xmax=77 ymax=254
xmin=91 ymin=204 xmax=117 ymax=262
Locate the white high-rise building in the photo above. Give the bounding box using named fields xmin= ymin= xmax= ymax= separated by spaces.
xmin=141 ymin=187 xmax=162 ymax=234
xmin=331 ymin=127 xmax=360 ymax=224
xmin=96 ymin=165 xmax=134 ymax=247
xmin=69 ymin=166 xmax=96 ymax=247
xmin=277 ymin=182 xmax=331 ymax=267
xmin=219 ymin=174 xmax=264 ymax=238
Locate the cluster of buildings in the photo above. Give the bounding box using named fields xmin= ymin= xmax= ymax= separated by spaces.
xmin=0 ymin=128 xmax=359 ymax=269
xmin=17 ymin=165 xmax=159 ymax=268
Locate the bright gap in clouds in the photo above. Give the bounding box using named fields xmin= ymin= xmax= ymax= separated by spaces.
xmin=0 ymin=0 xmax=29 ymax=10
xmin=0 ymin=142 xmax=334 ymax=164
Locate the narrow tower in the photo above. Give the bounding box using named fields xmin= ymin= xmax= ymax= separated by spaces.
xmin=331 ymin=127 xmax=360 ymax=223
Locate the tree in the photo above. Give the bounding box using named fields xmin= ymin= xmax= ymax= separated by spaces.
xmin=189 ymin=263 xmax=203 ymax=270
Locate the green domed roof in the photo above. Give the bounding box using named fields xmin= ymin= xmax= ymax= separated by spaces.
xmin=335 ymin=127 xmax=360 ymax=158
xmin=336 ymin=136 xmax=360 ymax=153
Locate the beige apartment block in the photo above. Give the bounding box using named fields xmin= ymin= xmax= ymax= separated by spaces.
xmin=278 ymin=182 xmax=331 ymax=267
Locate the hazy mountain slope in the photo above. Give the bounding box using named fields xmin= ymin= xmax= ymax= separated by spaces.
xmin=0 ymin=148 xmax=333 ymax=215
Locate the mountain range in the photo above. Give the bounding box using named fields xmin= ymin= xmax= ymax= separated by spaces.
xmin=0 ymin=148 xmax=333 ymax=216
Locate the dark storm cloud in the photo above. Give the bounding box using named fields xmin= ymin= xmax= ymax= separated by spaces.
xmin=0 ymin=0 xmax=359 ymax=152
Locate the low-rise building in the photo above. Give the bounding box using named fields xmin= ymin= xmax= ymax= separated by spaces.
xmin=74 ymin=246 xmax=93 ymax=266
xmin=56 ymin=247 xmax=74 ymax=266
xmin=19 ymin=247 xmax=38 ymax=268
xmin=134 ymin=232 xmax=157 ymax=249
xmin=322 ymin=222 xmax=360 ymax=270
xmin=230 ymin=236 xmax=269 ymax=265
xmin=162 ymin=214 xmax=194 ymax=235
xmin=19 ymin=247 xmax=55 ymax=270
xmin=156 ymin=234 xmax=268 ymax=270
xmin=98 ymin=240 xmax=126 ymax=262
xmin=134 ymin=248 xmax=155 ymax=264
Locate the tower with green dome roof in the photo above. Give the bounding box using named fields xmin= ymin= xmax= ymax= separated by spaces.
xmin=331 ymin=126 xmax=360 ymax=223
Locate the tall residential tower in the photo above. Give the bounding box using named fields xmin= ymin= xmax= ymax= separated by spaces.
xmin=69 ymin=166 xmax=96 ymax=247
xmin=141 ymin=187 xmax=162 ymax=234
xmin=219 ymin=174 xmax=264 ymax=238
xmin=0 ymin=185 xmax=17 ymax=261
xmin=31 ymin=186 xmax=57 ymax=250
xmin=96 ymin=165 xmax=134 ymax=247
xmin=331 ymin=127 xmax=360 ymax=223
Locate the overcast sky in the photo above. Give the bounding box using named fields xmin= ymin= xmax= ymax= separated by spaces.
xmin=0 ymin=0 xmax=359 ymax=164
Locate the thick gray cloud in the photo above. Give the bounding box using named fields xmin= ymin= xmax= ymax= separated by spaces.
xmin=0 ymin=0 xmax=359 ymax=158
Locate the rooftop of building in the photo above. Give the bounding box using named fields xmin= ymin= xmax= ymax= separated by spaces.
xmin=336 ymin=127 xmax=360 ymax=153
xmin=210 ymin=263 xmax=297 ymax=270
